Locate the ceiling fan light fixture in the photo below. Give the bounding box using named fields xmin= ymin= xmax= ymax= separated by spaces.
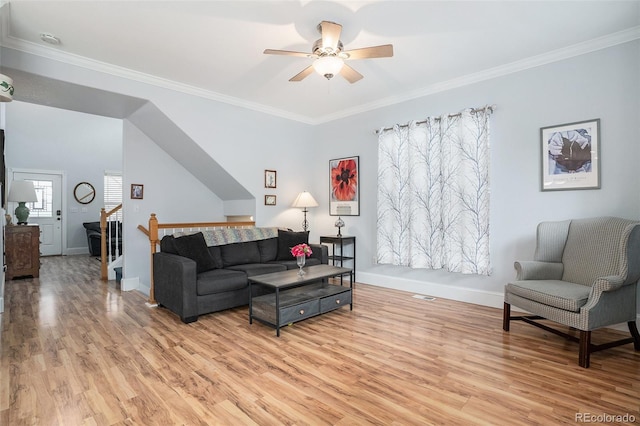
xmin=313 ymin=56 xmax=344 ymax=80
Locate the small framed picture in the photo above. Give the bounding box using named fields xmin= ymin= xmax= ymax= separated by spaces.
xmin=131 ymin=183 xmax=144 ymax=199
xmin=265 ymin=170 xmax=277 ymax=188
xmin=265 ymin=195 xmax=276 ymax=206
xmin=541 ymin=118 xmax=600 ymax=191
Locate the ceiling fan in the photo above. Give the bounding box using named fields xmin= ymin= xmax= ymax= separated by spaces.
xmin=264 ymin=21 xmax=393 ymax=84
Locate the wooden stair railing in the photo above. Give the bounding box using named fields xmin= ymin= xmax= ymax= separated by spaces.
xmin=138 ymin=213 xmax=255 ymax=305
xmin=100 ymin=204 xmax=123 ymax=280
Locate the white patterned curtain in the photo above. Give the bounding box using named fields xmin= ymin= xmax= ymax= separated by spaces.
xmin=376 ymin=107 xmax=492 ymax=275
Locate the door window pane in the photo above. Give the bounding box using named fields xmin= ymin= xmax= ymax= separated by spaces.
xmin=26 ymin=179 xmax=52 ymax=218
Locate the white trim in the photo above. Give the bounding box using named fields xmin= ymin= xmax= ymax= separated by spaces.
xmin=0 ymin=35 xmax=315 ymax=125
xmin=358 ymin=272 xmax=640 ymax=333
xmin=7 ymin=167 xmax=67 ymax=255
xmin=357 ymin=271 xmax=504 ymax=309
xmin=1 ymin=26 xmax=638 ymax=125
xmin=66 ymin=247 xmax=89 ymax=256
xmin=120 ymin=276 xmax=138 ymax=292
xmin=318 ymin=26 xmax=640 ymax=124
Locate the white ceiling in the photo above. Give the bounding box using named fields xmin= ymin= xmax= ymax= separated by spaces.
xmin=1 ymin=1 xmax=639 ymax=124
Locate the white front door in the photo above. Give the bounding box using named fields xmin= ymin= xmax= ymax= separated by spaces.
xmin=10 ymin=170 xmax=63 ymax=256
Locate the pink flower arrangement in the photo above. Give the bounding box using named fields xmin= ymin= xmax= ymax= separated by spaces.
xmin=290 ymin=243 xmax=313 ymax=258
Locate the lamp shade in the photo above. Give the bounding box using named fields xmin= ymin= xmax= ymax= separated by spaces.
xmin=8 ymin=180 xmax=38 ymax=202
xmin=8 ymin=180 xmax=38 ymax=225
xmin=0 ymin=73 xmax=14 ymax=102
xmin=312 ymin=56 xmax=344 ymax=79
xmin=291 ymin=191 xmax=319 ymax=208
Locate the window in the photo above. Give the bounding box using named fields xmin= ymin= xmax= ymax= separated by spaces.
xmin=376 ymin=106 xmax=493 ymax=275
xmin=104 ymin=171 xmax=122 ymax=221
xmin=27 ymin=179 xmax=53 ymax=218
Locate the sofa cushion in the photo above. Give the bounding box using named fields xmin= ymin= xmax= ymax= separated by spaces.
xmin=207 ymin=245 xmax=224 ymax=269
xmin=160 ymin=235 xmax=178 ymax=254
xmin=197 ymin=268 xmax=248 ymax=295
xmin=83 ymin=221 xmax=101 ymax=233
xmin=173 ymin=232 xmax=218 ymax=273
xmin=220 ymin=241 xmax=261 ymax=267
xmin=227 ymin=263 xmax=286 ymax=277
xmin=276 ymin=230 xmax=309 ymax=260
xmin=258 ymin=237 xmax=278 ymax=262
xmin=83 ymin=221 xmax=122 ymax=235
xmin=506 ymin=280 xmax=591 ymax=312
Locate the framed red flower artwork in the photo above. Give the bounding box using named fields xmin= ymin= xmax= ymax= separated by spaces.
xmin=329 ymin=156 xmax=359 ymax=216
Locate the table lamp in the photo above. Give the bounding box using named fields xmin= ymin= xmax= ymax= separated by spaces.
xmin=291 ymin=191 xmax=318 ymax=232
xmin=8 ymin=180 xmax=38 ymax=224
xmin=334 ymin=217 xmax=345 ymax=237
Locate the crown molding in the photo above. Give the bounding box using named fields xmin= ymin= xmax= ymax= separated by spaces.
xmin=1 ymin=25 xmax=638 ymax=126
xmin=314 ymin=26 xmax=640 ymax=124
xmin=0 ymin=35 xmax=317 ymax=125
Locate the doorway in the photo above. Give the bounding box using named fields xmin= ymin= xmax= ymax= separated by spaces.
xmin=9 ymin=170 xmax=64 ymax=256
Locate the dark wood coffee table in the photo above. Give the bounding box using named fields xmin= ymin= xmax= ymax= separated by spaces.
xmin=248 ymin=264 xmax=353 ymax=336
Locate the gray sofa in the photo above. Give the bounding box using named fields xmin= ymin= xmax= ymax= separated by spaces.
xmin=153 ymin=228 xmax=328 ymax=323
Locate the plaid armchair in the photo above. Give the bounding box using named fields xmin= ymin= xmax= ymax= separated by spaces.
xmin=503 ymin=217 xmax=640 ymax=367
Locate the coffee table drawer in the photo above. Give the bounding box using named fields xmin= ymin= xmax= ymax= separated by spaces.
xmin=252 ymin=297 xmax=321 ymax=326
xmin=280 ymin=299 xmax=320 ymax=325
xmin=320 ymin=289 xmax=351 ymax=313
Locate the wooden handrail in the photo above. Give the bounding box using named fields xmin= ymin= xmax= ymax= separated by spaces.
xmin=144 ymin=213 xmax=256 ymax=306
xmin=105 ymin=204 xmax=122 ymax=217
xmin=137 ymin=224 xmax=149 ymax=237
xmin=153 ymin=221 xmax=256 ymax=229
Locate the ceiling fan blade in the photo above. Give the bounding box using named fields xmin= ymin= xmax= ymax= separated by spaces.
xmin=320 ymin=21 xmax=342 ymax=53
xmin=264 ymin=49 xmax=312 ymax=58
xmin=289 ymin=66 xmax=314 ymax=82
xmin=340 ymin=64 xmax=363 ymax=84
xmin=343 ymin=44 xmax=394 ymax=60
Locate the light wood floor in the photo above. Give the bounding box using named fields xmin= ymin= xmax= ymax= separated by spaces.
xmin=1 ymin=256 xmax=639 ymax=425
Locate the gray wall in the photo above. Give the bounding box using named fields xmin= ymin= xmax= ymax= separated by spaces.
xmin=311 ymin=40 xmax=640 ymax=308
xmin=2 ymin=40 xmax=639 ymax=317
xmin=5 ymin=101 xmax=122 ymax=253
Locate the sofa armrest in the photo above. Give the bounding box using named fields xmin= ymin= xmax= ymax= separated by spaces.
xmin=153 ymin=252 xmax=199 ymax=323
xmin=310 ymin=243 xmax=328 ymax=264
xmin=514 ymin=260 xmax=563 ymax=281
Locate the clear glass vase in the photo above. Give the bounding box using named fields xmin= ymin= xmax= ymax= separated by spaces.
xmin=296 ymin=255 xmax=306 ymax=276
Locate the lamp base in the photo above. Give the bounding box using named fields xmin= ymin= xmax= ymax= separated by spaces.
xmin=301 ymin=208 xmax=309 ymax=232
xmin=15 ymin=202 xmax=30 ymax=225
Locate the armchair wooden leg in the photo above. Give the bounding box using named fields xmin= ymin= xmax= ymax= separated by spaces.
xmin=503 ymin=302 xmax=511 ymax=332
xmin=579 ymin=330 xmax=591 ymax=368
xmin=629 ymin=321 xmax=640 ymax=351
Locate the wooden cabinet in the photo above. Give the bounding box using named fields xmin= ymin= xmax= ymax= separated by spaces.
xmin=5 ymin=225 xmax=40 ymax=280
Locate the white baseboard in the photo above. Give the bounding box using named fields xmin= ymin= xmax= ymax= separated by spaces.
xmin=66 ymin=247 xmax=90 ymax=256
xmin=358 ymin=272 xmax=640 ymax=332
xmin=357 ymin=271 xmax=504 ymax=308
xmin=121 ymin=276 xmax=138 ymax=292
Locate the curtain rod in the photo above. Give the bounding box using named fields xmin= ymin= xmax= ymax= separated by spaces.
xmin=374 ymin=105 xmax=496 ymax=134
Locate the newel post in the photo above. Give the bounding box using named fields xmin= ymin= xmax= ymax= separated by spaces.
xmin=100 ymin=208 xmax=107 ymax=281
xmin=148 ymin=213 xmax=158 ymax=305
